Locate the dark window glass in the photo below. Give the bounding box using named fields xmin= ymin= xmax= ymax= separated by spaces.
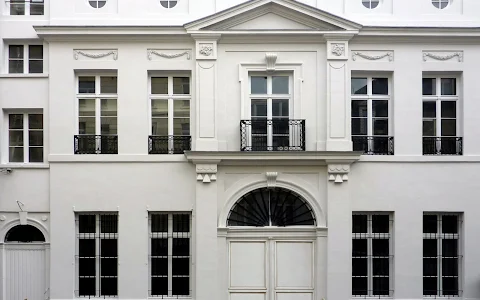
xmin=442 ymin=215 xmax=458 ymax=233
xmin=10 ymin=1 xmax=25 ymax=15
xmin=79 ymin=77 xmax=96 ymax=93
xmin=172 ymin=277 xmax=189 ymax=295
xmin=353 ymin=215 xmax=367 ymax=233
xmin=423 ymin=215 xmax=438 ymax=233
xmin=5 ymin=225 xmax=45 ymax=242
xmin=423 ymin=277 xmax=438 ymax=296
xmin=372 ymin=239 xmax=389 ymax=256
xmin=441 ymin=119 xmax=456 ymax=136
xmin=441 ymin=78 xmax=456 ymax=95
xmin=79 ymin=278 xmax=96 ymax=296
xmin=173 ymin=238 xmax=189 ymax=256
xmin=100 ymin=76 xmax=117 ymax=94
xmin=100 ymin=215 xmax=118 ymax=234
xmin=373 ymin=277 xmax=390 ymax=295
xmin=151 ymin=214 xmax=168 ymax=232
xmin=351 ymin=78 xmax=367 ymax=95
xmin=30 ymin=0 xmax=44 ymax=15
xmin=373 ymin=258 xmax=389 ymax=276
xmin=352 ymin=239 xmax=367 ymax=257
xmin=100 ymin=239 xmax=117 ymax=257
xmin=9 ymin=45 xmax=24 ymax=74
xmin=441 ymin=101 xmax=456 ymax=118
xmin=151 ymin=239 xmax=168 ymax=256
xmin=151 ymin=277 xmax=168 ymax=296
xmin=151 ymin=77 xmax=168 ymax=94
xmin=79 ymin=215 xmax=96 ymax=233
xmin=79 ymin=239 xmax=96 ymax=257
xmin=372 ymin=100 xmax=388 ymax=118
xmin=79 ymin=257 xmax=95 ymax=276
xmin=442 ymin=277 xmax=459 ymax=296
xmin=152 ymin=258 xmax=168 ymax=276
xmin=173 ymin=214 xmax=190 ymax=232
xmin=423 ymin=102 xmax=436 ymax=118
xmin=372 ymin=78 xmax=388 ymax=95
xmin=352 ymin=277 xmax=368 ymax=295
xmin=423 ymin=78 xmax=436 ymax=95
xmin=352 ymin=258 xmax=367 ymax=276
xmin=172 ymin=258 xmax=189 ymax=275
xmin=100 ymin=277 xmax=117 ymax=296
xmin=373 ymin=119 xmax=388 ymax=135
xmin=423 ymin=120 xmax=436 ymax=137
xmin=352 ymin=100 xmax=367 ymax=117
xmin=251 ymin=76 xmax=267 ymax=94
xmin=423 ymin=239 xmax=437 ymax=257
xmin=173 ymin=77 xmax=190 ymax=94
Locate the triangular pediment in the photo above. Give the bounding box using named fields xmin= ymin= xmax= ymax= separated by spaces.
xmin=185 ymin=0 xmax=362 ymax=32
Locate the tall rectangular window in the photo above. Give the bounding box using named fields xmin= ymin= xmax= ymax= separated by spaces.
xmin=351 ymin=76 xmax=393 ymax=155
xmin=423 ymin=213 xmax=462 ymax=297
xmin=8 ymin=44 xmax=43 ymax=74
xmin=76 ymin=75 xmax=118 ymax=154
xmin=149 ymin=76 xmax=191 ymax=154
xmin=8 ymin=113 xmax=43 ymax=163
xmin=352 ymin=213 xmax=393 ymax=297
xmin=76 ymin=213 xmax=118 ymax=297
xmin=149 ymin=213 xmax=191 ymax=297
xmin=422 ymin=77 xmax=461 ymax=155
xmin=9 ymin=0 xmax=44 ymax=15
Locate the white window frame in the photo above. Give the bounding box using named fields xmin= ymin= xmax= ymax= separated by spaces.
xmin=6 ymin=43 xmax=43 ymax=74
xmin=148 ymin=212 xmax=192 ymax=298
xmin=423 ymin=213 xmax=462 ymax=297
xmin=7 ymin=0 xmax=44 ymax=15
xmin=4 ymin=111 xmax=44 ymax=164
xmin=352 ymin=212 xmax=394 ymax=298
xmin=75 ymin=213 xmax=119 ymax=298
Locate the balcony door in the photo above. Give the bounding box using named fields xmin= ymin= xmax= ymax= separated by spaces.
xmin=250 ymin=75 xmax=291 ymax=151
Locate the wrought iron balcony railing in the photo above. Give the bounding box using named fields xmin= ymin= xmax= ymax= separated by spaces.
xmin=423 ymin=137 xmax=463 ymax=155
xmin=74 ymin=135 xmax=118 ymax=154
xmin=352 ymin=136 xmax=394 ymax=155
xmin=149 ymin=135 xmax=191 ymax=154
xmin=240 ymin=119 xmax=305 ymax=151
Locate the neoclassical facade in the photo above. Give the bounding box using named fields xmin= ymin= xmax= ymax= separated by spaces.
xmin=1 ymin=0 xmax=480 ymax=300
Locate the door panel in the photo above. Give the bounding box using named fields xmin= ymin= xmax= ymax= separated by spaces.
xmin=231 ymin=293 xmax=266 ymax=300
xmin=230 ymin=242 xmax=266 ymax=289
xmin=275 ymin=242 xmax=313 ymax=289
xmin=276 ymin=292 xmax=313 ymax=300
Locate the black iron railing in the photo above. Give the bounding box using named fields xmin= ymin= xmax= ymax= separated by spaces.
xmin=240 ymin=119 xmax=305 ymax=151
xmin=74 ymin=135 xmax=118 ymax=154
xmin=149 ymin=135 xmax=191 ymax=154
xmin=352 ymin=136 xmax=394 ymax=155
xmin=423 ymin=137 xmax=463 ymax=155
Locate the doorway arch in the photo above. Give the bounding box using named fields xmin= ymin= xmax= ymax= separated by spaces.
xmin=5 ymin=225 xmax=45 ymax=243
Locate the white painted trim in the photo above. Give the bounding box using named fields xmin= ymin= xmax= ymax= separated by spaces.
xmin=0 ymin=218 xmax=49 ymax=243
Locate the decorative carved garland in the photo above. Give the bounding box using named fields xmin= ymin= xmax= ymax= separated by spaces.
xmin=148 ymin=50 xmax=191 ymax=60
xmin=423 ymin=52 xmax=463 ymax=62
xmin=352 ymin=51 xmax=394 ymax=61
xmin=74 ymin=50 xmax=118 ymax=60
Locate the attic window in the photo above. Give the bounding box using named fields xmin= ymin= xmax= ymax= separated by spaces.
xmin=362 ymin=0 xmax=379 ymax=9
xmin=160 ymin=0 xmax=177 ymax=8
xmin=89 ymin=0 xmax=107 ymax=8
xmin=432 ymin=0 xmax=450 ymax=9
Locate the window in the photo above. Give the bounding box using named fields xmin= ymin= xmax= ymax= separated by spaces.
xmin=351 ymin=76 xmax=393 ymax=155
xmin=149 ymin=76 xmax=191 ymax=154
xmin=362 ymin=0 xmax=379 ymax=9
xmin=76 ymin=75 xmax=118 ymax=154
xmin=88 ymin=0 xmax=107 ymax=8
xmin=422 ymin=77 xmax=461 ymax=155
xmin=9 ymin=0 xmax=44 ymax=15
xmin=160 ymin=0 xmax=178 ymax=8
xmin=352 ymin=213 xmax=393 ymax=297
xmin=8 ymin=113 xmax=43 ymax=163
xmin=423 ymin=213 xmax=462 ymax=297
xmin=8 ymin=45 xmax=43 ymax=74
xmin=76 ymin=214 xmax=118 ymax=297
xmin=432 ymin=0 xmax=450 ymax=9
xmin=149 ymin=213 xmax=191 ymax=297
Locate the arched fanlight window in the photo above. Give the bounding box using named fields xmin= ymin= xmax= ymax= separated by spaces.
xmin=432 ymin=0 xmax=450 ymax=9
xmin=362 ymin=0 xmax=380 ymax=9
xmin=5 ymin=225 xmax=45 ymax=243
xmin=227 ymin=187 xmax=316 ymax=227
xmin=160 ymin=0 xmax=178 ymax=8
xmin=88 ymin=0 xmax=107 ymax=9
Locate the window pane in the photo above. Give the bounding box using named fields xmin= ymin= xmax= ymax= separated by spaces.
xmin=352 ymin=258 xmax=367 ymax=276
xmin=79 ymin=239 xmax=96 ymax=257
xmin=351 ymin=78 xmax=367 ymax=95
xmin=79 ymin=257 xmax=95 ymax=276
xmin=79 ymin=117 xmax=95 ymax=135
xmin=423 ymin=215 xmax=438 ymax=233
xmin=423 ymin=239 xmax=437 ymax=257
xmin=173 ymin=118 xmax=190 ymax=135
xmin=173 ymin=238 xmax=190 ymax=256
xmin=101 ymin=257 xmax=117 ymax=276
xmin=79 ymin=278 xmax=96 ymax=296
xmin=352 ymin=277 xmax=368 ymax=295
xmin=79 ymin=77 xmax=96 ymax=94
xmin=441 ymin=78 xmax=456 ymax=95
xmin=10 ymin=3 xmax=25 ymax=15
xmin=441 ymin=101 xmax=456 ymax=118
xmin=29 ymin=45 xmax=43 ymax=59
xmin=372 ymin=78 xmax=388 ymax=95
xmin=172 ymin=277 xmax=190 ymax=296
xmin=372 ymin=215 xmax=389 ymax=233
xmin=423 ymin=276 xmax=437 ymax=296
xmin=372 ymin=239 xmax=389 ymax=256
xmin=101 ymin=77 xmax=117 ymax=94
xmin=151 ymin=214 xmax=168 ymax=232
xmin=442 ymin=257 xmax=458 ymax=276
xmin=352 ymin=118 xmax=367 ymax=135
xmin=423 ymin=102 xmax=436 ymax=118
xmin=251 ymin=76 xmax=267 ymax=94
xmin=152 ymin=258 xmax=168 ymax=275
xmin=442 ymin=277 xmax=459 ymax=296
xmin=423 ymin=78 xmax=436 ymax=95
xmin=9 ymin=60 xmax=23 ymax=74
xmin=101 ymin=99 xmax=117 ymax=116
xmin=9 ymin=131 xmax=24 ymax=146
xmin=101 ymin=117 xmax=117 ymax=135
xmin=272 ymin=99 xmax=289 ymax=117
xmin=272 ymin=76 xmax=289 ymax=94
xmin=352 ymin=215 xmax=367 ymax=233
xmin=29 ymin=131 xmax=43 ymax=146
xmin=79 ymin=215 xmax=96 ymax=233
xmin=423 ymin=120 xmax=436 ymax=137
xmin=442 ymin=215 xmax=458 ymax=233
xmin=29 ymin=60 xmax=43 ymax=73
xmin=30 ymin=3 xmax=44 ymax=15
xmin=174 ymin=100 xmax=190 ymax=118
xmin=173 ymin=214 xmax=190 ymax=232
xmin=151 ymin=77 xmax=168 ymax=94
xmin=251 ymin=99 xmax=267 ymax=117
xmin=373 ymin=277 xmax=389 ymax=296
xmin=373 ymin=119 xmax=388 ymax=135
xmin=152 ymin=119 xmax=168 ymax=136
xmin=9 ymin=147 xmax=24 ymax=163
xmin=29 ymin=114 xmax=43 ymax=129
xmin=373 ymin=100 xmax=388 ymax=117
xmin=352 ymin=239 xmax=367 ymax=257
xmin=441 ymin=119 xmax=456 ymax=136
xmin=442 ymin=239 xmax=458 ymax=257
xmin=100 ymin=215 xmax=118 ymax=233
xmin=151 ymin=239 xmax=168 ymax=256
xmin=29 ymin=147 xmax=43 ymax=162
xmin=173 ymin=258 xmax=189 ymax=275
xmin=79 ymin=99 xmax=95 ymax=117
xmin=352 ymin=100 xmax=367 ymax=117
xmin=9 ymin=114 xmax=23 ymax=129
xmin=151 ymin=277 xmax=168 ymax=296
xmin=152 ymin=100 xmax=168 ymax=117
xmin=101 ymin=239 xmax=117 ymax=257
xmin=100 ymin=277 xmax=117 ymax=296
xmin=9 ymin=45 xmax=24 ymax=59
xmin=173 ymin=77 xmax=190 ymax=94
xmin=373 ymin=258 xmax=389 ymax=276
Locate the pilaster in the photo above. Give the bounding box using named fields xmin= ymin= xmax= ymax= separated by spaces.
xmin=325 ymin=36 xmax=353 ymax=151
xmin=192 ymin=34 xmax=221 ymax=151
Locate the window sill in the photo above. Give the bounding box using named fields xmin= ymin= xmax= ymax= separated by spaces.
xmin=0 ymin=163 xmax=49 ymax=169
xmin=0 ymin=74 xmax=48 ymax=78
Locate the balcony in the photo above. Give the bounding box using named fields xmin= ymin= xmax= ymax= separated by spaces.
xmin=74 ymin=135 xmax=118 ymax=154
xmin=240 ymin=119 xmax=305 ymax=151
xmin=423 ymin=137 xmax=463 ymax=155
xmin=149 ymin=135 xmax=191 ymax=154
xmin=352 ymin=136 xmax=394 ymax=155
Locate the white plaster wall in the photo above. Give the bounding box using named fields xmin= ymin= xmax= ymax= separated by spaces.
xmin=0 ymin=169 xmax=49 ymax=212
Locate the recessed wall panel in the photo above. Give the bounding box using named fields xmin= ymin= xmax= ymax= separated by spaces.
xmin=230 ymin=242 xmax=266 ymax=289
xmin=275 ymin=242 xmax=313 ymax=288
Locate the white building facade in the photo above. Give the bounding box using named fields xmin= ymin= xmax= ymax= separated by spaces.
xmin=0 ymin=0 xmax=479 ymax=300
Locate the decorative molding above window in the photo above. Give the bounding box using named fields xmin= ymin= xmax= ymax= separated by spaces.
xmin=265 ymin=53 xmax=277 ymax=72
xmin=327 ymin=41 xmax=349 ymax=60
xmin=422 ymin=51 xmax=463 ymax=62
xmin=196 ymin=164 xmax=217 ymax=183
xmin=73 ymin=49 xmax=118 ymax=61
xmin=147 ymin=49 xmax=191 ymax=60
xmin=352 ymin=51 xmax=394 ymax=62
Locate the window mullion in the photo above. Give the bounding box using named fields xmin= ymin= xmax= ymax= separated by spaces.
xmin=437 ymin=98 xmax=442 ymax=138
xmin=168 ymin=214 xmax=173 ymax=297
xmin=168 ymin=98 xmax=174 ymax=137
xmin=367 ymin=98 xmax=373 ymax=137
xmin=438 ymin=215 xmax=443 ymax=296
xmin=96 ymin=215 xmax=101 ymax=297
xmin=367 ymin=215 xmax=373 ymax=297
xmin=24 ymin=45 xmax=28 ymax=74
xmin=23 ymin=113 xmax=29 ymax=163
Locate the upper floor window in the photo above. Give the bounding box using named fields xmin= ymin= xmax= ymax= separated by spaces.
xmin=160 ymin=0 xmax=178 ymax=8
xmin=8 ymin=45 xmax=43 ymax=74
xmin=422 ymin=76 xmax=462 ymax=155
xmin=432 ymin=0 xmax=450 ymax=9
xmin=351 ymin=76 xmax=393 ymax=155
xmin=149 ymin=75 xmax=191 ymax=154
xmin=88 ymin=0 xmax=107 ymax=8
xmin=362 ymin=0 xmax=379 ymax=9
xmin=75 ymin=75 xmax=118 ymax=154
xmin=8 ymin=113 xmax=43 ymax=163
xmin=9 ymin=0 xmax=44 ymax=15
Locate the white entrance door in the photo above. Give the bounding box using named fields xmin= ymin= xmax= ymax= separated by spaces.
xmin=228 ymin=239 xmax=315 ymax=300
xmin=5 ymin=244 xmax=47 ymax=300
